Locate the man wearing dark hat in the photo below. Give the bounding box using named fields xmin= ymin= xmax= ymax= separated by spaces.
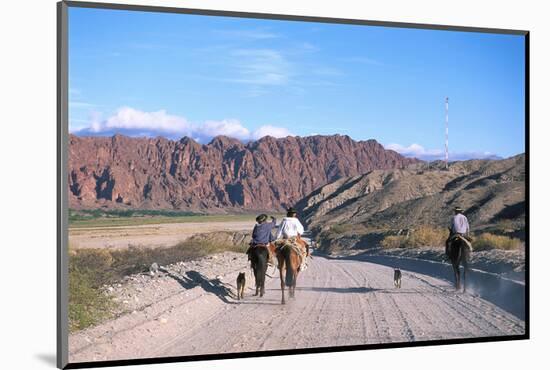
xmin=246 ymin=214 xmax=277 ymax=264
xmin=446 ymin=206 xmax=471 ymax=255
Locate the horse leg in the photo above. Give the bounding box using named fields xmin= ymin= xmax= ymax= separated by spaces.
xmin=260 ymin=256 xmax=267 ymax=297
xmin=291 ymin=274 xmax=297 ymax=298
xmin=279 ymin=265 xmax=286 ymax=305
xmin=254 ymin=268 xmax=259 ymax=296
xmin=453 ymin=263 xmax=460 ymax=291
xmin=260 ymin=265 xmax=266 ymax=297
xmin=462 ymin=254 xmax=468 ymax=294
xmin=260 ymin=271 xmax=265 ymax=297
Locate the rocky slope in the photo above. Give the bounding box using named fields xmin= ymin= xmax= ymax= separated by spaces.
xmin=68 ymin=134 xmax=418 ymax=211
xmin=297 ymin=154 xmax=525 ymax=239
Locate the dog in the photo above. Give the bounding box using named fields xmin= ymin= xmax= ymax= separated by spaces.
xmin=236 ymin=272 xmax=246 ymax=300
xmin=393 ymin=268 xmax=402 ymax=288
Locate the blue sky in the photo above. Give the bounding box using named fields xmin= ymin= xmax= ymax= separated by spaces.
xmin=68 ymin=7 xmax=526 ymax=160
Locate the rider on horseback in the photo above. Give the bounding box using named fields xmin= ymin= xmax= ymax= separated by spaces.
xmin=275 ymin=207 xmax=309 ymax=271
xmin=446 ymin=206 xmax=472 ymax=255
xmin=246 ymin=214 xmax=277 ymax=264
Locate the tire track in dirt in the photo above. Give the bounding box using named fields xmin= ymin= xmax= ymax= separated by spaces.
xmin=69 ymin=253 xmax=526 ymax=363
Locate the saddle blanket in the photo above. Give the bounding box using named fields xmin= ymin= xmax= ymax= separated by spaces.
xmin=274 ymin=237 xmax=309 ymax=271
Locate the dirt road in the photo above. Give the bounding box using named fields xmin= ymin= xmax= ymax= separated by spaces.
xmin=69 ymin=220 xmax=255 ymax=249
xmin=69 ymin=249 xmax=524 ymax=363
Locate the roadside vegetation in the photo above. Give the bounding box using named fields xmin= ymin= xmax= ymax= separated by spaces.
xmin=381 ymin=225 xmax=448 ymax=249
xmin=68 ymin=209 xmax=267 ymax=228
xmin=472 ymin=233 xmax=523 ymax=251
xmin=379 ymin=225 xmax=523 ymax=251
xmin=68 ymin=232 xmax=250 ymax=332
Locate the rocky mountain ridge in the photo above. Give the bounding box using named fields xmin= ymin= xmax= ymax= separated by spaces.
xmin=69 ymin=134 xmax=419 ymax=211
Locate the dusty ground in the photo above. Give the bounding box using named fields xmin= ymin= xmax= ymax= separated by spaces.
xmin=69 ymin=248 xmax=525 ymax=364
xmin=69 ymin=220 xmax=255 ymax=249
xmin=331 ymin=246 xmax=526 ymax=283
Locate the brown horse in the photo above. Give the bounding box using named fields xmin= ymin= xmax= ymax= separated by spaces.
xmin=446 ymin=228 xmax=471 ymax=293
xmin=275 ymin=237 xmax=306 ymax=304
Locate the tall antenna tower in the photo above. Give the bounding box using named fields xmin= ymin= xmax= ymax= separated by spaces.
xmin=445 ymin=97 xmax=449 ymax=170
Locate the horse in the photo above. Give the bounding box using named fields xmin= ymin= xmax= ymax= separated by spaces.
xmin=275 ymin=237 xmax=306 ymax=305
xmin=249 ymin=244 xmax=270 ymax=297
xmin=446 ymin=228 xmax=471 ymax=293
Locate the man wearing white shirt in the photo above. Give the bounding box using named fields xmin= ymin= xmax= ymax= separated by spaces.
xmin=446 ymin=206 xmax=472 ymax=256
xmin=276 ymin=210 xmax=305 ymax=239
xmin=276 ymin=207 xmax=309 ymax=270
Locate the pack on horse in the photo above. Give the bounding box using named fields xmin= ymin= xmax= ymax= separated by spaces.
xmin=275 ymin=235 xmax=308 ymax=305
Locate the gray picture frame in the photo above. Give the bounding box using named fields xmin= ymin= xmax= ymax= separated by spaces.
xmin=57 ymin=1 xmax=529 ymax=368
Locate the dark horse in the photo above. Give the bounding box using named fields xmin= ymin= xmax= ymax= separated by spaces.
xmin=276 ymin=239 xmax=304 ymax=305
xmin=446 ymin=228 xmax=471 ymax=293
xmin=249 ymin=244 xmax=269 ymax=297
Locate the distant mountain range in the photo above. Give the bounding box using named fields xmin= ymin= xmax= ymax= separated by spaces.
xmin=68 ymin=134 xmax=419 ymax=211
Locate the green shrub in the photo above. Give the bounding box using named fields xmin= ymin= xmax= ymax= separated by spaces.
xmin=329 ymin=224 xmax=347 ymax=234
xmin=472 ymin=233 xmax=523 ymax=251
xmin=68 ymin=231 xmax=248 ymax=331
xmin=68 ymin=267 xmax=116 ymax=332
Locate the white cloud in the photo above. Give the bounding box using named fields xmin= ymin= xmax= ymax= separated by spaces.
xmin=385 ymin=143 xmax=501 ymax=161
xmin=200 ymin=119 xmax=251 ymax=141
xmin=228 ymin=49 xmax=291 ymax=86
xmin=98 ymin=107 xmax=193 ymax=134
xmin=252 ymin=125 xmax=293 ymax=140
xmin=385 ymin=143 xmax=443 ymax=158
xmin=73 ymin=106 xmax=292 ymax=142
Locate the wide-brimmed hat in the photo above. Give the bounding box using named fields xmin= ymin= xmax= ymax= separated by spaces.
xmin=256 ymin=214 xmax=268 ymax=223
xmin=454 ymin=206 xmax=464 ymax=213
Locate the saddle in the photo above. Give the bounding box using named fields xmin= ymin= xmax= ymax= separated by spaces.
xmin=450 ymin=234 xmax=473 ymax=252
xmin=249 ymin=242 xmax=277 ymax=266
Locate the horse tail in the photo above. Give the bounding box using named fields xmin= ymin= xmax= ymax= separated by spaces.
xmin=283 ymin=246 xmax=295 ymax=287
xmin=455 ymin=241 xmax=462 ymax=264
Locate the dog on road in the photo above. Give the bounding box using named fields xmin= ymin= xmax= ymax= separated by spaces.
xmin=236 ymin=272 xmax=246 ymax=300
xmin=393 ymin=268 xmax=402 ymax=288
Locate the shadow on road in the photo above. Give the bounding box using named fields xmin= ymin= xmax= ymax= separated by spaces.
xmin=236 ymin=300 xmax=282 ymax=306
xmin=321 ymin=253 xmax=525 ymax=320
xmin=297 ymin=286 xmax=379 ymax=294
xmin=161 ymin=268 xmax=236 ymax=304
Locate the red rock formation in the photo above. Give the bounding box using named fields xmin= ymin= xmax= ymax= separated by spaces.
xmin=68 ymin=134 xmax=419 ymax=211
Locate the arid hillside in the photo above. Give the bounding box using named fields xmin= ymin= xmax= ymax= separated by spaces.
xmin=296 ymin=154 xmax=525 ymax=248
xmin=69 ymin=134 xmax=418 ymax=211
